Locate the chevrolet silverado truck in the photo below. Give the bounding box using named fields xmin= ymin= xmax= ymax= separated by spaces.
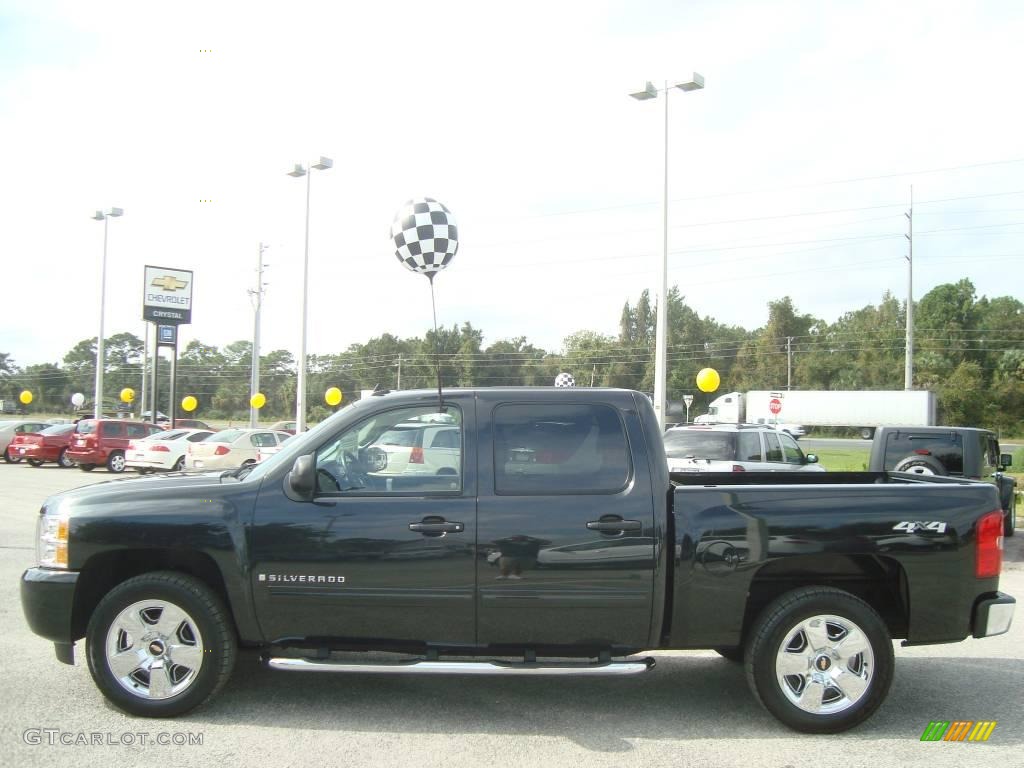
xmin=867 ymin=425 xmax=1017 ymax=537
xmin=21 ymin=388 xmax=1015 ymax=733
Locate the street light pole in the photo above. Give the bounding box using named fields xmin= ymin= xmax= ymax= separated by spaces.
xmin=91 ymin=207 xmax=123 ymax=419
xmin=249 ymin=243 xmax=268 ymax=428
xmin=904 ymin=186 xmax=914 ymax=390
xmin=288 ymin=157 xmax=332 ymax=432
xmin=629 ymin=75 xmax=704 ymax=429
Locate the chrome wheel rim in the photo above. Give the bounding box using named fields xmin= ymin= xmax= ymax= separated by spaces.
xmin=59 ymin=450 xmax=73 ymax=468
xmin=105 ymin=599 xmax=205 ymax=700
xmin=109 ymin=454 xmax=126 ymax=472
xmin=775 ymin=613 xmax=874 ymax=715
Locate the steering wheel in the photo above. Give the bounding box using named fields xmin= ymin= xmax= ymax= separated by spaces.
xmin=341 ymin=450 xmax=372 ymax=489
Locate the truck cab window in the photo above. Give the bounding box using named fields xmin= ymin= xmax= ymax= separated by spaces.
xmin=493 ymin=403 xmax=630 ymax=494
xmin=314 ymin=405 xmax=463 ymax=495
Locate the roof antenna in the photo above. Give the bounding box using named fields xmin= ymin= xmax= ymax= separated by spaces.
xmin=428 ymin=273 xmax=444 ymax=412
xmin=388 ymin=197 xmax=460 ymax=414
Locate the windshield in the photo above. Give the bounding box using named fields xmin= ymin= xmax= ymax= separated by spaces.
xmin=75 ymin=420 xmax=97 ymax=435
xmin=663 ymin=431 xmax=736 ymax=460
xmin=207 ymin=429 xmax=245 ymax=444
xmin=153 ymin=430 xmax=188 ymax=441
xmin=241 ymin=400 xmax=364 ymax=482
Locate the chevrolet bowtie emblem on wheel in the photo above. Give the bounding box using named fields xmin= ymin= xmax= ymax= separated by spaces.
xmin=151 ymin=275 xmax=188 ymax=291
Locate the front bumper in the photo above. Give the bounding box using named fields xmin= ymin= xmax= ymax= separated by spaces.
xmin=21 ymin=568 xmax=79 ymax=658
xmin=972 ymin=592 xmax=1015 ymax=638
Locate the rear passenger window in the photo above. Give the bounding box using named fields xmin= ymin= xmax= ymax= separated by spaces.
xmin=494 ymin=403 xmax=630 ymax=495
xmin=431 ymin=429 xmax=459 ymax=449
xmin=764 ymin=432 xmax=783 ymax=462
xmin=737 ymin=432 xmax=762 ymax=461
xmin=126 ymin=424 xmax=148 ymax=438
xmin=104 ymin=422 xmax=126 ymax=437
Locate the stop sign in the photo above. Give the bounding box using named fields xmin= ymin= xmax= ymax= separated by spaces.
xmin=769 ymin=398 xmax=782 ymax=415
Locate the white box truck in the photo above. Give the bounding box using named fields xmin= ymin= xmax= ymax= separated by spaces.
xmin=695 ymin=390 xmax=937 ymax=438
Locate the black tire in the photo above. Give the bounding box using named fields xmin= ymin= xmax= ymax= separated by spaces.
xmin=85 ymin=571 xmax=236 ymax=718
xmin=745 ymin=586 xmax=894 ymax=733
xmin=5 ymin=447 xmax=22 ymax=464
xmin=106 ymin=450 xmax=127 ymax=473
xmin=79 ymin=464 xmax=96 ymax=472
xmin=714 ymin=646 xmax=745 ymax=662
xmin=860 ymin=428 xmax=875 ymax=440
xmin=1005 ymin=499 xmax=1016 ymax=538
xmin=892 ymin=455 xmax=947 ymax=476
xmin=173 ymin=456 xmax=186 ymax=471
xmin=27 ymin=459 xmax=43 ymax=467
xmin=58 ymin=448 xmax=74 ymax=469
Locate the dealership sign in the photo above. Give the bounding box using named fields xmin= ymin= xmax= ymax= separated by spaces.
xmin=143 ymin=265 xmax=193 ymax=324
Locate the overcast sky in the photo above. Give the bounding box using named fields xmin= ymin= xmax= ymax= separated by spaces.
xmin=2 ymin=0 xmax=1022 ymax=368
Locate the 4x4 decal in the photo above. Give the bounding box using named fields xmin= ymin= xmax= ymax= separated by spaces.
xmin=893 ymin=521 xmax=948 ymax=534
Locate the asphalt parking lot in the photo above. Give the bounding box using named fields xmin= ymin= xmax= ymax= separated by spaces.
xmin=1 ymin=464 xmax=1021 ymax=768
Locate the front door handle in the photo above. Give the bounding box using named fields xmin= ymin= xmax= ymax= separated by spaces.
xmin=409 ymin=519 xmax=464 ymax=534
xmin=587 ymin=517 xmax=642 ymax=532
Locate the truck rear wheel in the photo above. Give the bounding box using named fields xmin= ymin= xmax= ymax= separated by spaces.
xmin=85 ymin=571 xmax=236 ymax=718
xmin=745 ymin=587 xmax=893 ymax=733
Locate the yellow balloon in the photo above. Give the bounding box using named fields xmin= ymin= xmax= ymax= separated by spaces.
xmin=696 ymin=367 xmax=721 ymax=393
xmin=325 ymin=387 xmax=343 ymax=406
xmin=250 ymin=392 xmax=266 ymax=409
xmin=19 ymin=390 xmax=33 ymax=405
xmin=181 ymin=395 xmax=198 ymax=412
xmin=120 ymin=387 xmax=135 ymax=403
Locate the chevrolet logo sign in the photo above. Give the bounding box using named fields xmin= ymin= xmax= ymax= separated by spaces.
xmin=151 ymin=275 xmax=188 ymax=291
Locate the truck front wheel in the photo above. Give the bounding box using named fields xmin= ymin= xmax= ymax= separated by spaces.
xmin=745 ymin=587 xmax=894 ymax=733
xmin=85 ymin=571 xmax=236 ymax=718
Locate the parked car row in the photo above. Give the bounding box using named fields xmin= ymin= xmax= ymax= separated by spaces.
xmin=0 ymin=418 xmax=292 ymax=473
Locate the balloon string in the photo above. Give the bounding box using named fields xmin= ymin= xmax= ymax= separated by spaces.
xmin=429 ymin=274 xmax=443 ymax=412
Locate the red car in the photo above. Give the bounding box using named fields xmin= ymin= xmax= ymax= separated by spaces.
xmin=66 ymin=419 xmax=163 ymax=473
xmin=7 ymin=423 xmax=77 ymax=467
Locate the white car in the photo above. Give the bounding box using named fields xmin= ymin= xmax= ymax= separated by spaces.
xmin=185 ymin=428 xmax=291 ymax=470
xmin=366 ymin=421 xmax=460 ymax=477
xmin=664 ymin=424 xmax=824 ymax=473
xmin=126 ymin=428 xmax=214 ymax=473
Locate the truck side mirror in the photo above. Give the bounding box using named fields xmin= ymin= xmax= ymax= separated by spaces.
xmin=288 ymin=455 xmax=316 ymax=499
xmin=805 ymin=454 xmax=819 ymax=464
xmin=999 ymin=453 xmax=1012 ymax=469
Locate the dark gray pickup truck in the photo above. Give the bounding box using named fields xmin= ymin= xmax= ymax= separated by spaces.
xmin=21 ymin=388 xmax=1015 ymax=733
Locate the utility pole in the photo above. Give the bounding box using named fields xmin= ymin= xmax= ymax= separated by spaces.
xmin=396 ymin=355 xmax=402 ymax=390
xmin=591 ymin=363 xmax=597 ymax=387
xmin=786 ymin=336 xmax=793 ymax=390
xmin=140 ymin=323 xmax=149 ymax=419
xmin=249 ymin=243 xmax=268 ymax=428
xmin=904 ymin=186 xmax=914 ymax=390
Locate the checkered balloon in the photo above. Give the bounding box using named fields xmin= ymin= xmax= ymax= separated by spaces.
xmin=554 ymin=372 xmax=576 ymax=388
xmin=390 ymin=198 xmax=459 ymax=276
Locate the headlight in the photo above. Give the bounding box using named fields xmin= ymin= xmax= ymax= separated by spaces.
xmin=36 ymin=510 xmax=70 ymax=569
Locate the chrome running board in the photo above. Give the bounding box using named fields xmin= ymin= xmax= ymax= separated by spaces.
xmin=267 ymin=657 xmax=655 ymax=676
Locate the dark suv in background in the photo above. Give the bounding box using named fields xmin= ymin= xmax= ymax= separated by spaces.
xmin=868 ymin=426 xmax=1016 ymax=536
xmin=66 ymin=419 xmax=163 ymax=473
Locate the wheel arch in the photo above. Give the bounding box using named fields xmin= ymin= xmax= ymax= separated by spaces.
xmin=739 ymin=554 xmax=909 ymax=647
xmin=72 ymin=549 xmax=238 ymax=643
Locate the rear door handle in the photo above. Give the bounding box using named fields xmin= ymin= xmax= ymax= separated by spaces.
xmin=409 ymin=520 xmax=464 ymax=534
xmin=587 ymin=518 xmax=642 ymax=532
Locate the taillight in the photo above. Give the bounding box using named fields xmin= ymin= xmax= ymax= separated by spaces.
xmin=731 ymin=464 xmax=746 ymax=472
xmin=151 ymin=445 xmax=170 ymax=452
xmin=214 ymin=445 xmax=230 ymax=456
xmin=410 ymin=447 xmax=424 ymax=464
xmin=128 ymin=440 xmax=136 ymax=450
xmin=976 ymin=510 xmax=1004 ymax=578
